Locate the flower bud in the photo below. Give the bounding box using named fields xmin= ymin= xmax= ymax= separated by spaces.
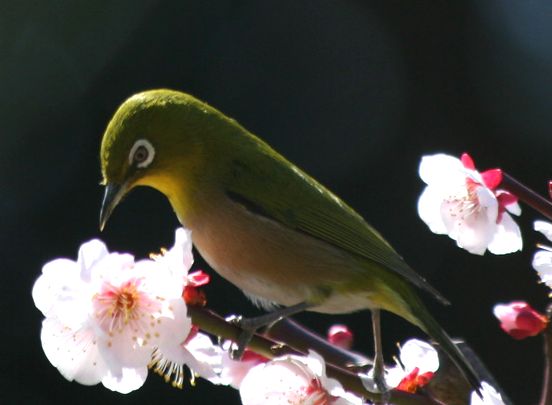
xmin=493 ymin=301 xmax=548 ymax=340
xmin=327 ymin=324 xmax=353 ymax=350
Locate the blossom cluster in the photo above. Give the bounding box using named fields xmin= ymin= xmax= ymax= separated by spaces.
xmin=31 ymin=230 xmax=362 ymax=403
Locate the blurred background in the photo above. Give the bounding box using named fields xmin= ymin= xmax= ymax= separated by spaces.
xmin=3 ymin=1 xmax=551 ymax=403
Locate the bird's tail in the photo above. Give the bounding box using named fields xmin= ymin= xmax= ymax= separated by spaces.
xmin=412 ymin=300 xmax=482 ymax=396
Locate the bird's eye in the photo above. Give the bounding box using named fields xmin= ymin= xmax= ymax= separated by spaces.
xmin=128 ymin=139 xmax=155 ymax=168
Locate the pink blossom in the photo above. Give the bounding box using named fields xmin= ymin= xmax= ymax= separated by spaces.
xmin=493 ymin=301 xmax=548 ymax=340
xmin=32 ymin=228 xmax=196 ymax=393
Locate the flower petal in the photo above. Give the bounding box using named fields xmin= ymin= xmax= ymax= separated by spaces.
xmin=487 ymin=213 xmax=523 ymax=255
xmin=480 ymin=169 xmax=503 ymax=190
xmin=178 ymin=333 xmax=224 ymax=381
xmin=399 ymin=339 xmax=439 ymax=373
xmin=417 ymin=186 xmax=449 ymax=234
xmin=535 ymin=220 xmax=552 ymax=242
xmin=32 ymin=259 xmax=80 ymax=317
xmin=41 ymin=318 xmax=108 ymax=385
xmin=533 ymin=250 xmax=552 ymax=288
xmin=101 ymin=366 xmax=148 ymax=394
xmin=78 ymin=239 xmax=110 ymax=282
xmin=419 ymin=154 xmax=467 ymax=187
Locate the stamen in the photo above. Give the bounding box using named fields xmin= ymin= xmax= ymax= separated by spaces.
xmin=149 ymin=348 xmax=186 ymax=389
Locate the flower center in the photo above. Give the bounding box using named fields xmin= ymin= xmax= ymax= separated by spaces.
xmin=304 ymin=378 xmax=332 ymax=405
xmin=93 ymin=278 xmax=147 ymax=333
xmin=445 ymin=180 xmax=482 ymax=221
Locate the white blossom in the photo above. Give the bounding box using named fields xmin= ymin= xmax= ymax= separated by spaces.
xmin=239 ymin=351 xmax=363 ymax=405
xmin=418 ymin=153 xmax=521 ymax=255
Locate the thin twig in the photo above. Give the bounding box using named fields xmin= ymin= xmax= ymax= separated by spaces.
xmin=501 ymin=172 xmax=552 ymax=221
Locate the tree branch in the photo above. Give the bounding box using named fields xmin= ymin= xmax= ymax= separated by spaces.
xmin=188 ymin=306 xmax=440 ymax=404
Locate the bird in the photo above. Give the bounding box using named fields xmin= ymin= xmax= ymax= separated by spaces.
xmin=99 ymin=88 xmax=480 ymax=394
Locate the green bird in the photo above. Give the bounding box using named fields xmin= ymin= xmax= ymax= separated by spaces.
xmin=99 ymin=89 xmax=480 ymax=393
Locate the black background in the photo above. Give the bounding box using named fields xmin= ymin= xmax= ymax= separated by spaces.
xmin=3 ymin=1 xmax=551 ymax=404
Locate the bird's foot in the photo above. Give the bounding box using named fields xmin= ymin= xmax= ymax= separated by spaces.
xmin=360 ymin=369 xmax=388 ymax=392
xmin=226 ymin=315 xmax=259 ymax=360
xmin=225 ymin=302 xmax=312 ymax=360
xmin=359 ymin=367 xmax=390 ymax=404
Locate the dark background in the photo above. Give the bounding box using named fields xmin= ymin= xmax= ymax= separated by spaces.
xmin=3 ymin=1 xmax=551 ymax=403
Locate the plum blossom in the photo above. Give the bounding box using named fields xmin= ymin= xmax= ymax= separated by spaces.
xmin=32 ymin=228 xmax=195 ymax=393
xmin=493 ymin=301 xmax=547 ymax=340
xmin=386 ymin=339 xmax=439 ymax=393
xmin=239 ymin=351 xmax=363 ymax=405
xmin=418 ymin=153 xmax=522 ymax=255
xmin=533 ymin=220 xmax=552 ymax=291
xmin=470 ymin=381 xmax=506 ymax=405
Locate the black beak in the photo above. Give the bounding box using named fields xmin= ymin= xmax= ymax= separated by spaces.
xmin=99 ymin=183 xmax=125 ymax=231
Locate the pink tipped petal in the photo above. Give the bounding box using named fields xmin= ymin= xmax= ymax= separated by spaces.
xmin=480 ymin=169 xmax=503 ymax=190
xmin=487 ymin=213 xmax=523 ymax=255
xmin=460 ymin=153 xmax=475 ymax=170
xmin=549 ymin=181 xmax=552 ymax=200
xmin=496 ymin=191 xmax=518 ymax=208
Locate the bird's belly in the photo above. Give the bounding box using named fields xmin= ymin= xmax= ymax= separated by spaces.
xmin=188 ymin=199 xmax=366 ymax=310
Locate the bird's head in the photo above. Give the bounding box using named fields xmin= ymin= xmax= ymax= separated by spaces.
xmin=99 ymin=89 xmax=214 ymax=230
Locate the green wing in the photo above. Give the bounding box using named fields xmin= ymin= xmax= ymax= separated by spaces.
xmin=223 ymin=142 xmax=448 ymax=305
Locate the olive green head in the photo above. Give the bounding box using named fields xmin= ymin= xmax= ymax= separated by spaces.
xmin=99 ymin=89 xmax=215 ymax=230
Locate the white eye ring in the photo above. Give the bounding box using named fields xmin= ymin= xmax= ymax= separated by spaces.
xmin=129 ymin=139 xmax=155 ymax=168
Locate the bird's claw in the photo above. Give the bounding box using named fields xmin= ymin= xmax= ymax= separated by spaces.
xmin=360 ymin=367 xmax=390 ymax=404
xmin=226 ymin=315 xmax=257 ymax=360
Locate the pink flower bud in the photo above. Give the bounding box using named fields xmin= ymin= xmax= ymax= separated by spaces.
xmin=327 ymin=324 xmax=353 ymax=350
xmin=493 ymin=301 xmax=548 ymax=340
